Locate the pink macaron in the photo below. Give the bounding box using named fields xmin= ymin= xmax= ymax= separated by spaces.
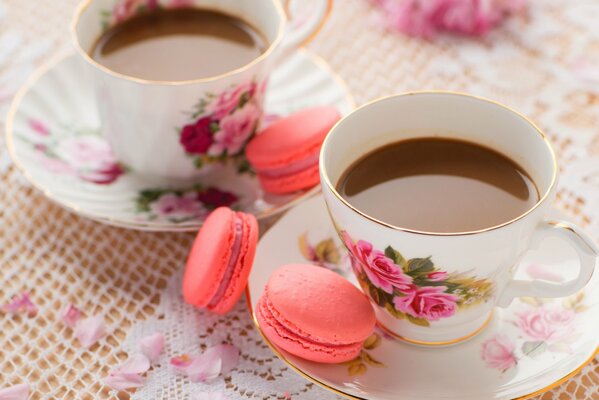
xmin=245 ymin=106 xmax=341 ymax=194
xmin=256 ymin=264 xmax=376 ymax=363
xmin=183 ymin=207 xmax=258 ymax=315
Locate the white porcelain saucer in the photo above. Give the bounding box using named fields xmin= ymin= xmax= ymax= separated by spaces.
xmin=247 ymin=195 xmax=599 ymax=400
xmin=6 ymin=49 xmax=354 ymax=231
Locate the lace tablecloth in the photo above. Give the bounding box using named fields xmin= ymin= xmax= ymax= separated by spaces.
xmin=1 ymin=0 xmax=598 ymax=399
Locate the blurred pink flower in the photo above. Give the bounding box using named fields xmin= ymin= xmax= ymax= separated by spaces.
xmin=150 ymin=193 xmax=207 ymax=220
xmin=209 ymin=103 xmax=260 ymax=156
xmin=55 ymin=136 xmax=117 ymax=170
xmin=208 ymin=82 xmax=256 ymax=120
xmin=481 ymin=335 xmax=517 ymax=371
xmin=372 ymin=0 xmax=527 ymax=38
xmin=393 ymin=285 xmax=458 ymax=321
xmin=516 ymin=306 xmax=576 ymax=344
xmin=29 ymin=118 xmax=49 ymax=136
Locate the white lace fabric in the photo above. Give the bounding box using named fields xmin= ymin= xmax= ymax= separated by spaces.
xmin=1 ymin=0 xmax=598 ymax=399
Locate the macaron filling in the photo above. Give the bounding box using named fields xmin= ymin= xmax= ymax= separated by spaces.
xmin=255 ymin=153 xmax=320 ymax=179
xmin=207 ymin=216 xmax=243 ymax=308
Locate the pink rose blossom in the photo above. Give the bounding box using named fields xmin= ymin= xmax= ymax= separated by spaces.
xmin=351 ymin=240 xmax=412 ymax=293
xmin=427 ymin=271 xmax=448 ymax=282
xmin=393 ymin=285 xmax=458 ymax=321
xmin=196 ymin=187 xmax=238 ymax=208
xmin=29 ymin=119 xmax=49 ymax=136
xmin=55 ymin=136 xmax=117 ymax=170
xmin=150 ymin=192 xmax=207 ymax=220
xmin=208 ymin=103 xmax=260 ymax=156
xmin=180 ymin=117 xmax=214 ymax=155
xmin=371 ymin=0 xmax=527 ymax=39
xmin=112 ymin=0 xmax=147 ymax=23
xmin=79 ymin=162 xmax=125 ymax=185
xmin=481 ymin=335 xmax=517 ymax=371
xmin=0 ymin=383 xmax=29 ymax=400
xmin=525 ymin=263 xmax=564 ymax=282
xmin=169 ymin=0 xmax=194 ymax=8
xmin=208 ymin=82 xmax=257 ymax=120
xmin=516 ymin=306 xmax=576 ymax=344
xmin=39 ymin=155 xmax=75 ymax=175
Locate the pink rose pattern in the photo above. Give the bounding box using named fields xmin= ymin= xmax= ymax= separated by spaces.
xmin=28 ymin=119 xmax=125 ymax=185
xmin=481 ymin=335 xmax=517 ymax=371
xmin=179 ymin=81 xmax=264 ymax=170
xmin=482 ymin=293 xmax=586 ymax=373
xmin=103 ymin=0 xmax=195 ymax=28
xmin=135 ymin=186 xmax=238 ymax=223
xmin=342 ymin=232 xmax=493 ymax=326
xmin=371 ymin=0 xmax=527 ymax=39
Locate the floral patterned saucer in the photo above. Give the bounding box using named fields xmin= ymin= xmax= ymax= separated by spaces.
xmin=247 ymin=195 xmax=599 ymax=400
xmin=6 ymin=49 xmax=354 ymax=231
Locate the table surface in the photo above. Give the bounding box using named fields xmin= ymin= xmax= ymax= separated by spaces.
xmin=1 ymin=0 xmax=598 ymax=399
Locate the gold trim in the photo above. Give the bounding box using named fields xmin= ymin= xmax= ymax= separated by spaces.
xmin=319 ymin=91 xmax=559 ymax=237
xmin=71 ymin=0 xmax=333 ymax=85
xmin=376 ymin=311 xmax=493 ymax=346
xmin=4 ymin=50 xmax=354 ymax=231
xmin=298 ymin=0 xmax=334 ymax=48
xmin=515 ymin=347 xmax=599 ymax=400
xmin=71 ymin=0 xmax=287 ymax=85
xmin=246 ymin=289 xmax=597 ymax=400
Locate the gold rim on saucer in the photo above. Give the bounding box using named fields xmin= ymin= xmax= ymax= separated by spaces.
xmin=246 ymin=286 xmax=598 ymax=400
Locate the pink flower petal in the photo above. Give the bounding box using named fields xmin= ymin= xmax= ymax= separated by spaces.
xmin=204 ymin=344 xmax=239 ymax=374
xmin=2 ymin=292 xmax=37 ymax=316
xmin=193 ymin=391 xmax=227 ymax=400
xmin=115 ymin=354 xmax=150 ymax=375
xmin=139 ymin=332 xmax=164 ymax=363
xmin=169 ymin=354 xmax=192 ymax=370
xmin=186 ymin=353 xmax=222 ymax=383
xmin=60 ymin=304 xmax=82 ymax=328
xmin=103 ymin=372 xmax=145 ymax=391
xmin=74 ymin=315 xmax=105 ymax=348
xmin=28 ymin=118 xmax=49 ymax=136
xmin=0 ymin=383 xmax=29 ymax=400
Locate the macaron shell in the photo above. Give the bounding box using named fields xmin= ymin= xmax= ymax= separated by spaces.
xmin=182 ymin=207 xmax=235 ymax=308
xmin=266 ymin=264 xmax=376 ymax=345
xmin=256 ymin=295 xmax=362 ymax=363
xmin=208 ymin=212 xmax=258 ymax=315
xmin=257 ymin=163 xmax=320 ymax=194
xmin=246 ymin=106 xmax=341 ymax=169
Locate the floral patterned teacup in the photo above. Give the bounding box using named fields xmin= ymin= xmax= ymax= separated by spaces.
xmin=72 ymin=0 xmax=331 ymax=179
xmin=320 ymin=92 xmax=598 ymax=346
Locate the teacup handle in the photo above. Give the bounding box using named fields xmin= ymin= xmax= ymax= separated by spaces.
xmin=274 ymin=0 xmax=332 ymax=63
xmin=497 ymin=220 xmax=597 ymax=307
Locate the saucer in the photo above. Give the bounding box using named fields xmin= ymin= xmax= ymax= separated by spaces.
xmin=247 ymin=195 xmax=599 ymax=400
xmin=6 ymin=49 xmax=354 ymax=231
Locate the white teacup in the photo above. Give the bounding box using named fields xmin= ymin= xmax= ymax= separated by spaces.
xmin=320 ymin=92 xmax=598 ymax=345
xmin=72 ymin=0 xmax=330 ymax=179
